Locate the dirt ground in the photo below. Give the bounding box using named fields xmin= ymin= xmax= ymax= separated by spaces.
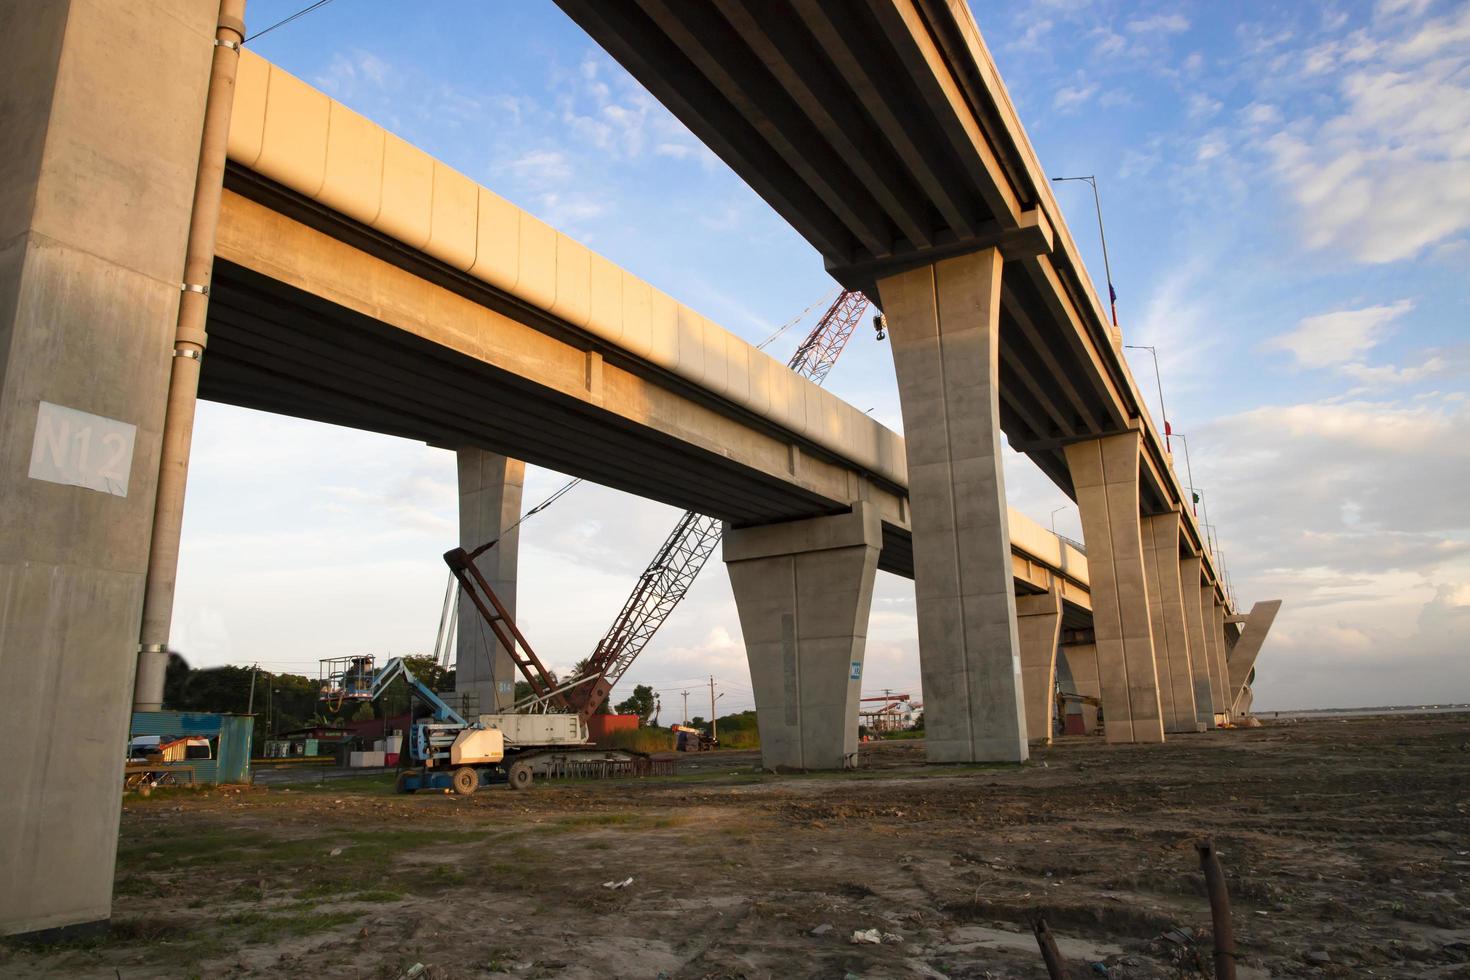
xmin=4 ymin=714 xmax=1468 ymax=980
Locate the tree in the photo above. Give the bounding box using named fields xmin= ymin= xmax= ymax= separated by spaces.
xmin=614 ymin=684 xmax=657 ymax=726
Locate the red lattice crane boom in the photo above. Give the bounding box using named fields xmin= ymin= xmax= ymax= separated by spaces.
xmin=558 ymin=291 xmax=871 ymax=720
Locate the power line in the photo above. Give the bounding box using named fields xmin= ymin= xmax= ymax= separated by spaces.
xmin=245 ymin=0 xmax=338 ymax=44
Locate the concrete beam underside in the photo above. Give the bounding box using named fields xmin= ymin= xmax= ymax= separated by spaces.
xmin=1016 ymin=587 xmax=1063 ymax=743
xmin=876 ymin=248 xmax=1028 ymax=764
xmin=1180 ymin=556 xmax=1217 ymax=729
xmin=0 ymin=0 xmax=217 ymax=937
xmin=455 ymin=449 xmax=523 ymax=713
xmin=1063 ymin=431 xmax=1165 ymax=744
xmin=1143 ymin=512 xmax=1200 ymax=733
xmin=723 ymin=503 xmax=881 ymax=770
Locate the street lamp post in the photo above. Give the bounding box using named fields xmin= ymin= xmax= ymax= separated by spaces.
xmin=1171 ymin=432 xmax=1199 ymax=514
xmin=1124 ymin=343 xmax=1171 ymax=452
xmin=1051 ymin=175 xmax=1118 ymax=328
xmin=1049 ymin=505 xmax=1067 ymax=533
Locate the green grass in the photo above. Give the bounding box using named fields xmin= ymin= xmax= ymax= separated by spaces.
xmin=219 ymin=909 xmax=361 ymax=943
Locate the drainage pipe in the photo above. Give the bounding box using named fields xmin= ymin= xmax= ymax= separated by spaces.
xmin=133 ymin=0 xmax=247 ymax=711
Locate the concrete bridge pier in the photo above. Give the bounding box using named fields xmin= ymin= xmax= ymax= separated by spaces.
xmin=1180 ymin=556 xmax=1218 ymax=729
xmin=1207 ymin=594 xmax=1230 ymax=725
xmin=1143 ymin=512 xmax=1202 ymax=733
xmin=455 ymin=449 xmax=524 ymax=713
xmin=1016 ymin=585 xmax=1063 ymax=744
xmin=874 ymin=249 xmax=1029 ymax=764
xmin=1228 ymin=600 xmax=1282 ymax=713
xmin=1059 ymin=641 xmax=1103 ymax=733
xmin=722 ymin=503 xmax=881 ymax=770
xmin=0 ymin=0 xmax=220 ymax=938
xmin=1062 ymin=431 xmax=1166 ymax=744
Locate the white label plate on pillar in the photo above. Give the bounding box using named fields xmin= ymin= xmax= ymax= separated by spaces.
xmin=28 ymin=401 xmax=137 ymax=497
xmin=850 ymin=660 xmax=862 ymax=681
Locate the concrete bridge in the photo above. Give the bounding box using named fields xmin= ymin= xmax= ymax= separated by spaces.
xmin=0 ymin=1 xmax=1274 ymax=939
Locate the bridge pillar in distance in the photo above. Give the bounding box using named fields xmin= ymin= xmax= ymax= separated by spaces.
xmin=722 ymin=503 xmax=881 ymax=770
xmin=1016 ymin=586 xmax=1063 ymax=743
xmin=455 ymin=449 xmax=524 ymax=713
xmin=1143 ymin=511 xmax=1201 ymax=733
xmin=0 ymin=0 xmax=218 ymax=937
xmin=1059 ymin=641 xmax=1103 ymax=734
xmin=1208 ymin=595 xmax=1231 ymax=725
xmin=1062 ymin=431 xmax=1166 ymax=744
xmin=874 ymin=248 xmax=1028 ymax=764
xmin=1180 ymin=556 xmax=1218 ymax=730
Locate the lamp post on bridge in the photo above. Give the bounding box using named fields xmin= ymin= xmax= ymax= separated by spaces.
xmin=1051 ymin=175 xmax=1118 ymax=328
xmin=1171 ymin=432 xmax=1199 ymax=515
xmin=1049 ymin=505 xmax=1067 ymax=534
xmin=1124 ymin=343 xmax=1172 ymax=453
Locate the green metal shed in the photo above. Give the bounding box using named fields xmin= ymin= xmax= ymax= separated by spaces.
xmin=129 ymin=711 xmax=254 ymax=785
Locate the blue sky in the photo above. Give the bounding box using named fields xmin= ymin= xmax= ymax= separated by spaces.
xmin=174 ymin=0 xmax=1470 ymax=714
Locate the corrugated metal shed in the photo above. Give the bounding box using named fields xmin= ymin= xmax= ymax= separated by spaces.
xmin=129 ymin=711 xmax=254 ymax=785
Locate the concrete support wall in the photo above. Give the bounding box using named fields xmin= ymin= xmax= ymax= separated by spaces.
xmin=1059 ymin=643 xmax=1101 ymax=733
xmin=1199 ymin=586 xmax=1228 ymax=721
xmin=1209 ymin=597 xmax=1230 ymax=723
xmin=1143 ymin=512 xmax=1199 ymax=733
xmin=1063 ymin=431 xmax=1165 ymax=744
xmin=0 ymin=0 xmax=216 ymax=936
xmin=1016 ymin=588 xmax=1063 ymax=743
xmin=1180 ymin=557 xmax=1217 ymax=729
xmin=455 ymin=449 xmax=524 ymax=712
xmin=876 ymin=248 xmax=1028 ymax=763
xmin=1227 ymin=600 xmax=1282 ymax=708
xmin=723 ymin=503 xmax=881 ymax=770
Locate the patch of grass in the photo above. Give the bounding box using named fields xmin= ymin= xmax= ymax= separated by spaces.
xmin=293 ymin=775 xmax=397 ymax=795
xmin=220 ymin=909 xmax=360 ymax=943
xmin=348 ymin=889 xmax=405 ymax=903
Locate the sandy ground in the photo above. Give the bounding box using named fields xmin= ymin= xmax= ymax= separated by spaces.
xmin=3 ymin=714 xmax=1468 ymax=979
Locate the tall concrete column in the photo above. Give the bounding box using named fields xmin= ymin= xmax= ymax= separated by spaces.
xmin=1062 ymin=431 xmax=1165 ymax=744
xmin=875 ymin=249 xmax=1028 ymax=764
xmin=1059 ymin=643 xmax=1102 ymax=733
xmin=456 ymin=449 xmax=524 ymax=713
xmin=1209 ymin=596 xmax=1230 ymax=724
xmin=1143 ymin=512 xmax=1199 ymax=733
xmin=1016 ymin=587 xmax=1063 ymax=743
xmin=0 ymin=0 xmax=219 ymax=937
xmin=1227 ymin=600 xmax=1282 ymax=710
xmin=1180 ymin=557 xmax=1217 ymax=729
xmin=723 ymin=503 xmax=881 ymax=770
xmin=1199 ymin=586 xmax=1228 ymax=722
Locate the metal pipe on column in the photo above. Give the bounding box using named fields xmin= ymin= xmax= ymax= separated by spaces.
xmin=133 ymin=0 xmax=247 ymax=712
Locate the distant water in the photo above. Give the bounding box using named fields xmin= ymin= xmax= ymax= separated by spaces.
xmin=1260 ymin=704 xmax=1470 ymax=720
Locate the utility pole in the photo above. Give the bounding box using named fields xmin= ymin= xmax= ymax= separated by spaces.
xmin=681 ymin=690 xmax=690 ymax=727
xmin=709 ymin=675 xmax=724 ymax=744
xmin=246 ymin=662 xmax=260 ymax=715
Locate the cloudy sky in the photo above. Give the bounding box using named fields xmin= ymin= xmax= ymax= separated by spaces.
xmin=174 ymin=0 xmax=1470 ymax=714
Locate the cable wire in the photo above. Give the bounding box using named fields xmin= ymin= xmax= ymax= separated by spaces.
xmin=755 ymin=289 xmax=840 ymax=351
xmin=245 ymin=0 xmax=338 ymax=43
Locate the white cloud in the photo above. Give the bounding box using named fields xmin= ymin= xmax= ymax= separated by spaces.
xmin=1258 ymin=6 xmax=1470 ymax=263
xmin=1127 ymin=13 xmax=1190 ymax=34
xmin=1053 ymin=82 xmax=1098 ymax=111
xmin=1008 ymin=18 xmax=1054 ymax=53
xmin=499 ymin=149 xmax=573 ymax=189
xmin=1264 ymin=300 xmax=1413 ymax=369
xmin=1186 ymin=92 xmax=1222 ymax=120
